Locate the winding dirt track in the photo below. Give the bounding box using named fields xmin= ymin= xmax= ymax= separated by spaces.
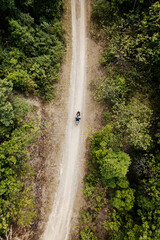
xmin=42 ymin=0 xmax=86 ymax=239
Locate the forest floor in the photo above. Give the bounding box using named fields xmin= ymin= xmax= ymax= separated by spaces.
xmin=13 ymin=0 xmax=104 ymax=239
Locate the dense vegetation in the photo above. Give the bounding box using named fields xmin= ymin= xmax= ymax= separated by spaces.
xmin=0 ymin=0 xmax=64 ymax=101
xmin=79 ymin=0 xmax=160 ymax=239
xmin=0 ymin=0 xmax=64 ymax=237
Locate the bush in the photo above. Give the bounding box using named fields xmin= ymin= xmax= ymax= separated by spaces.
xmin=95 ymin=72 xmax=129 ymax=105
xmin=99 ymin=149 xmax=131 ymax=188
xmin=111 ymin=188 xmax=135 ymax=211
xmin=11 ymin=96 xmax=30 ymax=118
xmin=0 ymin=121 xmax=39 ymax=234
xmin=112 ymin=98 xmax=153 ymax=150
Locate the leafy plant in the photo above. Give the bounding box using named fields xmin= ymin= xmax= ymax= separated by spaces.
xmin=95 ymin=72 xmax=129 ymax=105
xmin=112 ymin=98 xmax=153 ymax=150
xmin=111 ymin=188 xmax=135 ymax=211
xmin=0 ymin=121 xmax=39 ymax=234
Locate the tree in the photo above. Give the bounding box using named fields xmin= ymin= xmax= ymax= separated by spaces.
xmin=90 ymin=125 xmax=131 ymax=188
xmin=113 ymin=98 xmax=153 ymax=150
xmin=111 ymin=188 xmax=135 ymax=211
xmin=95 ymin=70 xmax=129 ymax=105
xmin=99 ymin=149 xmax=131 ymax=188
xmin=103 ymin=210 xmax=142 ymax=240
xmin=0 ymin=121 xmax=39 ymax=235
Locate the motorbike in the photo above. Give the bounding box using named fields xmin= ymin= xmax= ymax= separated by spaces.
xmin=75 ymin=111 xmax=81 ymax=125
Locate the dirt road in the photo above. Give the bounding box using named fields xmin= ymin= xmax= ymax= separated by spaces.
xmin=41 ymin=0 xmax=86 ymax=239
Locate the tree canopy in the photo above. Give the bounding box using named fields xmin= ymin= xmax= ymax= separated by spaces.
xmin=78 ymin=1 xmax=160 ymax=239
xmin=0 ymin=0 xmax=64 ymax=237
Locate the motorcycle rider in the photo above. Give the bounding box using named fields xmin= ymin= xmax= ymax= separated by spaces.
xmin=75 ymin=111 xmax=81 ymax=122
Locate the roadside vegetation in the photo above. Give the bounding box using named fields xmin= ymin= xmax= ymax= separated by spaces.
xmin=79 ymin=0 xmax=160 ymax=239
xmin=0 ymin=0 xmax=64 ymax=238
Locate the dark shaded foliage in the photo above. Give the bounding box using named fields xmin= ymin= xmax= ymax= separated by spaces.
xmin=0 ymin=0 xmax=64 ymax=236
xmin=78 ymin=1 xmax=160 ymax=239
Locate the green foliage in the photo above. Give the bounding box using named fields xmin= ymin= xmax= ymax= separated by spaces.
xmin=0 ymin=0 xmax=65 ymax=100
xmin=0 ymin=79 xmax=14 ymax=137
xmin=99 ymin=149 xmax=131 ymax=188
xmin=90 ymin=124 xmax=121 ymax=156
xmin=95 ymin=70 xmax=153 ymax=150
xmin=102 ymin=144 xmax=160 ymax=239
xmin=7 ymin=69 xmax=37 ymax=94
xmin=103 ymin=210 xmax=142 ymax=240
xmin=0 ymin=78 xmax=30 ymax=138
xmin=95 ymin=71 xmax=129 ymax=105
xmin=139 ymin=210 xmax=160 ymax=240
xmin=0 ymin=0 xmax=63 ymax=237
xmin=92 ymin=0 xmax=118 ymax=26
xmin=80 ymin=227 xmax=97 ymax=240
xmin=79 ymin=212 xmax=97 ymax=240
xmin=103 ymin=210 xmax=123 ymax=238
xmin=79 ymin=183 xmax=108 ymax=239
xmin=11 ymin=96 xmax=30 ymax=119
xmin=155 ymin=122 xmax=160 ymax=144
xmin=127 ymin=2 xmax=160 ymax=66
xmin=100 ymin=2 xmax=160 ymax=83
xmin=0 ymin=121 xmax=39 ymax=234
xmin=102 ymin=110 xmax=112 ymax=124
xmin=112 ymin=98 xmax=153 ymax=150
xmin=9 ymin=19 xmax=35 ymax=49
xmin=80 ymin=1 xmax=160 ymax=239
xmin=90 ymin=125 xmax=131 ymax=187
xmin=84 ymin=183 xmax=96 ymax=199
xmin=111 ymin=188 xmax=135 ymax=211
xmin=78 ymin=125 xmax=133 ymax=238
